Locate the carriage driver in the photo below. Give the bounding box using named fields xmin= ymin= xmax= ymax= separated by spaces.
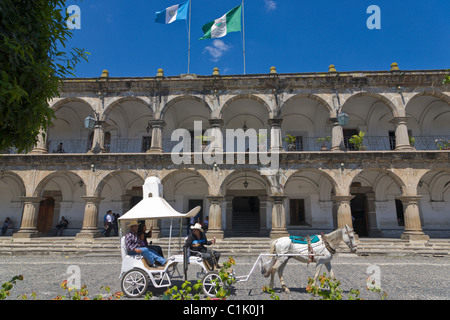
xmin=125 ymin=220 xmax=167 ymax=268
xmin=185 ymin=223 xmax=220 ymax=270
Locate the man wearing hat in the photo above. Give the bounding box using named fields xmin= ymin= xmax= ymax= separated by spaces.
xmin=184 ymin=223 xmax=220 ymax=270
xmin=125 ymin=220 xmax=167 ymax=267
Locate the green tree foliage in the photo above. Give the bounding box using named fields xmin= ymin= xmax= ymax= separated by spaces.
xmin=0 ymin=0 xmax=89 ymax=153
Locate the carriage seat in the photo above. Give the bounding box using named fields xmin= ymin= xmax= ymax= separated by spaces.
xmin=121 ymin=236 xmax=171 ymax=269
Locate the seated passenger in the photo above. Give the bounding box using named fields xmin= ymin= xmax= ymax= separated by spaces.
xmin=184 ymin=223 xmax=220 ymax=270
xmin=137 ymin=223 xmax=164 ymax=258
xmin=125 ymin=220 xmax=167 ymax=268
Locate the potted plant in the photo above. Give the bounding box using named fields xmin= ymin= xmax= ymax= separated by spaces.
xmin=348 ymin=131 xmax=366 ymax=151
xmin=284 ymin=134 xmax=297 ymax=151
xmin=195 ymin=135 xmax=210 ymax=151
xmin=316 ymin=136 xmax=331 ymax=151
xmin=409 ymin=136 xmax=416 ymax=150
xmin=435 ymin=138 xmax=450 ymax=150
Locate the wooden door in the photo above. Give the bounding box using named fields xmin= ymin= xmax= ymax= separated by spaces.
xmin=37 ymin=197 xmax=55 ymax=234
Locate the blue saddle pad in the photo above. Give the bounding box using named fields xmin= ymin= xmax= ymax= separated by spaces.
xmin=289 ymin=235 xmax=320 ymax=244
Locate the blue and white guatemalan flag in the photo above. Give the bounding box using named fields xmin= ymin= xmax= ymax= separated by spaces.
xmin=155 ymin=1 xmax=189 ymax=24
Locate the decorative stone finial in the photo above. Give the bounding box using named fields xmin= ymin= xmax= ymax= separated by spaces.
xmin=328 ymin=64 xmax=337 ymax=73
xmin=156 ymin=68 xmax=164 ymax=77
xmin=270 ymin=66 xmax=277 ymax=74
xmin=213 ymin=67 xmax=220 ymax=76
xmin=100 ymin=70 xmax=109 ymax=78
xmin=390 ymin=62 xmax=400 ymax=71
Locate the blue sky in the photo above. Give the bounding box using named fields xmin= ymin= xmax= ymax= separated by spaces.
xmin=65 ymin=0 xmax=449 ymax=78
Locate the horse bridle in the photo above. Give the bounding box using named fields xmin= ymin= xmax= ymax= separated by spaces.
xmin=344 ymin=227 xmax=357 ymax=251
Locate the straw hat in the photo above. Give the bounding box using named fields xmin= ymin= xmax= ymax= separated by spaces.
xmin=128 ymin=220 xmax=139 ymax=227
xmin=190 ymin=223 xmax=203 ymax=232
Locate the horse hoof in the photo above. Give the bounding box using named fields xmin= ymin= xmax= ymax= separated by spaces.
xmin=283 ymin=287 xmax=291 ymax=294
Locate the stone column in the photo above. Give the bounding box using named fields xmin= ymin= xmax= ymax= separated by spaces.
xmin=329 ymin=118 xmax=345 ymax=151
xmin=13 ymin=196 xmax=43 ymax=239
xmin=208 ymin=119 xmax=224 ymax=153
xmin=389 ymin=117 xmax=412 ymax=150
xmin=75 ymin=196 xmax=103 ymax=241
xmin=206 ymin=196 xmax=224 ymax=240
xmin=397 ymin=195 xmax=429 ymax=241
xmin=147 ymin=120 xmax=166 ymax=153
xmin=332 ymin=195 xmax=355 ymax=229
xmin=268 ymin=118 xmax=283 ymax=152
xmin=269 ymin=195 xmax=289 ymax=238
xmin=30 ymin=128 xmax=48 ymax=154
xmin=88 ymin=124 xmax=105 ymax=154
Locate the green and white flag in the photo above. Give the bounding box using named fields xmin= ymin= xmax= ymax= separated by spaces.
xmin=199 ymin=4 xmax=242 ymax=40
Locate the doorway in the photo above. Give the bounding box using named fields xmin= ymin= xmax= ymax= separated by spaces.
xmin=37 ymin=197 xmax=55 ymax=234
xmin=350 ymin=193 xmax=368 ymax=237
xmin=232 ymin=196 xmax=260 ymax=236
xmin=189 ymin=199 xmax=204 ymax=223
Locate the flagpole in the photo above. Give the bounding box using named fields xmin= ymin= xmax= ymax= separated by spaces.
xmin=242 ymin=0 xmax=246 ymax=75
xmin=187 ymin=0 xmax=192 ymax=74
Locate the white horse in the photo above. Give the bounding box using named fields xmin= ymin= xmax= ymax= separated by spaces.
xmin=260 ymin=225 xmax=357 ymax=293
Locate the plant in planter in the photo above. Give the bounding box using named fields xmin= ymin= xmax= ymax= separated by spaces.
xmin=195 ymin=135 xmax=210 ymax=151
xmin=409 ymin=136 xmax=416 ymax=149
xmin=435 ymin=138 xmax=450 ymax=150
xmin=316 ymin=136 xmax=331 ymax=151
xmin=284 ymin=134 xmax=297 ymax=151
xmin=348 ymin=131 xmax=366 ymax=151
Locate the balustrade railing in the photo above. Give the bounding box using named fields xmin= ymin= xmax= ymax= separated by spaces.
xmin=2 ymin=136 xmax=449 ymax=154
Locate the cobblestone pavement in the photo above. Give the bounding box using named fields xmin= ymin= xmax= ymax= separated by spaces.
xmin=1 ymin=254 xmax=449 ymax=301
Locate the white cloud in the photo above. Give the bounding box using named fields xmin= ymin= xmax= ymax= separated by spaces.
xmin=203 ymin=39 xmax=231 ymax=62
xmin=264 ymin=0 xmax=277 ymax=12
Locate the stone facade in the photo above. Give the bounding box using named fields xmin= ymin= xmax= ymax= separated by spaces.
xmin=1 ymin=67 xmax=449 ymax=241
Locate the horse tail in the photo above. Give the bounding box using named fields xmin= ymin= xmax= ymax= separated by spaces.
xmin=260 ymin=239 xmax=278 ymax=277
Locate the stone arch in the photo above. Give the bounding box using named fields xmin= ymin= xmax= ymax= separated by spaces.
xmin=280 ymin=93 xmax=333 ymax=116
xmin=417 ymin=169 xmax=450 ymax=202
xmin=49 ymin=97 xmax=94 ymax=113
xmin=285 ymin=168 xmax=339 ymax=192
xmin=404 ymin=90 xmax=450 ymax=137
xmin=348 ymin=168 xmax=406 ymax=196
xmin=94 ymin=170 xmax=144 ymax=198
xmin=218 ymin=94 xmax=273 ymax=119
xmin=33 ymin=170 xmax=85 ymax=200
xmin=102 ymin=96 xmax=152 ymax=121
xmin=0 ymin=171 xmax=26 ymax=198
xmin=160 ymin=169 xmax=211 ymax=198
xmin=160 ymin=95 xmax=212 ymax=120
xmin=219 ymin=168 xmax=272 ymax=196
xmin=341 ymin=91 xmax=398 ymax=118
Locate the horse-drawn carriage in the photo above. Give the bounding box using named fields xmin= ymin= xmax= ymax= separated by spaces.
xmin=118 ymin=177 xmax=357 ymax=298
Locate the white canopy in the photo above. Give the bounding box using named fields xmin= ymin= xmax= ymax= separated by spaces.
xmin=118 ymin=176 xmax=200 ymax=222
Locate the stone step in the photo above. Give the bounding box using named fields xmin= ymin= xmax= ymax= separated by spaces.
xmin=1 ymin=237 xmax=449 ymax=257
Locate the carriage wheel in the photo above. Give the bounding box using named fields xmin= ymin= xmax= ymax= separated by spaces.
xmin=201 ymin=271 xmax=223 ymax=298
xmin=121 ymin=269 xmax=149 ymax=298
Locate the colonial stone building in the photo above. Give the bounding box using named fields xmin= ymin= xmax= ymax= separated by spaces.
xmin=1 ymin=65 xmax=449 ymax=241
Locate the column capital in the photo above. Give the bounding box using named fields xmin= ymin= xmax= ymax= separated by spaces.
xmin=148 ymin=119 xmax=166 ymax=128
xmin=332 ymin=195 xmax=355 ymax=203
xmin=396 ymin=195 xmax=422 ymax=204
xmin=208 ymin=118 xmax=224 ymax=128
xmin=269 ymin=195 xmax=286 ymax=203
xmin=206 ymin=195 xmax=224 ymax=204
xmin=19 ymin=196 xmax=44 ymax=203
xmin=389 ymin=116 xmax=410 ymax=125
xmin=81 ymin=196 xmax=104 ymax=203
xmin=268 ymin=118 xmax=283 ymax=127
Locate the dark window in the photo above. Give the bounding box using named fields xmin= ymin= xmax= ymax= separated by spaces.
xmin=142 ymin=136 xmax=151 ymax=152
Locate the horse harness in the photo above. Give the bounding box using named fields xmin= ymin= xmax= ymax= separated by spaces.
xmin=321 ymin=233 xmax=336 ymax=254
